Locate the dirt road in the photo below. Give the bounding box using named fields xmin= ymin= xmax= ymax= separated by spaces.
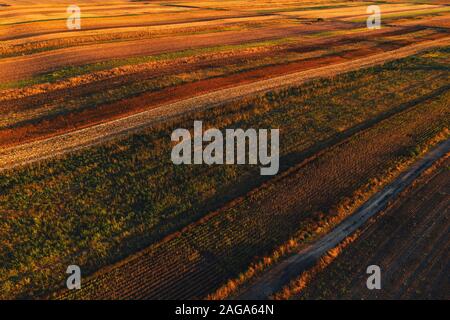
xmin=0 ymin=37 xmax=448 ymax=171
xmin=299 ymin=157 xmax=449 ymax=300
xmin=236 ymin=139 xmax=450 ymax=300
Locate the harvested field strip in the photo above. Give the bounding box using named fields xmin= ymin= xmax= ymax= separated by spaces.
xmin=397 ymin=15 xmax=450 ymax=29
xmin=297 ymin=157 xmax=450 ymax=300
xmin=0 ymin=37 xmax=448 ymax=150
xmin=350 ymin=7 xmax=450 ymax=23
xmin=307 ymin=25 xmax=447 ymax=40
xmin=0 ymin=24 xmax=249 ymax=59
xmin=0 ymin=3 xmax=205 ymax=25
xmin=0 ymin=39 xmax=303 ymax=110
xmin=0 ymin=25 xmax=316 ymax=84
xmin=58 ymin=88 xmax=449 ymax=300
xmin=0 ymin=37 xmax=296 ymax=89
xmin=382 ymin=28 xmax=446 ymax=41
xmin=2 ymin=31 xmax=447 ymax=138
xmin=254 ymin=4 xmax=354 ymax=14
xmin=0 ymin=4 xmax=165 ymax=17
xmin=1 ymin=15 xmax=281 ymax=44
xmin=0 ymin=18 xmax=292 ymax=58
xmin=4 ymin=12 xmax=446 ymax=84
xmin=1 ymin=23 xmax=442 ymax=89
xmin=0 ymin=12 xmax=270 ymax=41
xmin=1 ymin=41 xmax=385 ymax=130
xmin=281 ymin=4 xmax=444 ymax=19
xmin=0 ymin=47 xmax=449 ymax=299
xmin=0 ymin=50 xmax=330 ymax=128
xmin=0 ymin=12 xmax=182 ymax=26
xmin=1 ymin=14 xmax=282 ymax=45
xmin=304 ymin=27 xmax=371 ymax=38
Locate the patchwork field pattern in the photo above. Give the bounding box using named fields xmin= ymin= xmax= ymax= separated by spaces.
xmin=0 ymin=0 xmax=449 ymax=300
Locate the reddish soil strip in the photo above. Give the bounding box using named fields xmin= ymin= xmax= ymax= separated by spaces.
xmin=0 ymin=37 xmax=448 ymax=171
xmin=0 ymin=47 xmax=371 ymax=146
xmin=1 ymin=27 xmax=435 ymax=147
xmin=298 ymin=156 xmax=450 ymax=300
xmin=0 ymin=38 xmax=335 ymax=113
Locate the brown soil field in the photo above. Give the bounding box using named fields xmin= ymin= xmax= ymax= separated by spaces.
xmin=296 ymin=156 xmax=449 ymax=300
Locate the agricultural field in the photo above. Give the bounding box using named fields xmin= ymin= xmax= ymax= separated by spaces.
xmin=0 ymin=0 xmax=449 ymax=302
xmin=294 ymin=156 xmax=449 ymax=300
